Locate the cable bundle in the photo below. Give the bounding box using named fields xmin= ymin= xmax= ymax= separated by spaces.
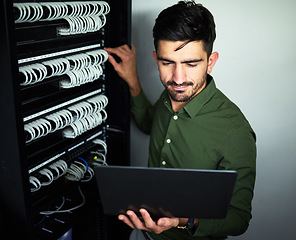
xmin=66 ymin=158 xmax=94 ymax=182
xmin=30 ymin=160 xmax=68 ymax=192
xmin=24 ymin=94 xmax=107 ymax=143
xmin=59 ymin=14 xmax=106 ymax=35
xmin=58 ymin=1 xmax=109 ymax=35
xmin=14 ymin=2 xmax=44 ymax=23
xmin=65 ymin=140 xmax=108 ymax=182
xmin=19 ymin=63 xmax=48 ymax=85
xmin=60 ymin=49 xmax=108 ymax=88
xmin=19 ymin=58 xmax=69 ymax=85
xmin=14 ymin=2 xmax=109 ymax=21
xmin=45 ymin=109 xmax=74 ymax=132
xmin=24 ymin=118 xmax=53 ymax=142
xmin=63 ymin=95 xmax=108 ymax=139
xmin=91 ymin=138 xmax=108 ymax=166
xmin=42 ymin=58 xmax=71 ymax=78
xmin=19 ymin=49 xmax=107 ymax=87
xmin=14 ymin=1 xmax=110 ymax=36
xmin=30 ymin=140 xmax=107 ymax=192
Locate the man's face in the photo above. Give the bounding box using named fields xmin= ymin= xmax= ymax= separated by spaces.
xmin=153 ymin=40 xmax=217 ymax=104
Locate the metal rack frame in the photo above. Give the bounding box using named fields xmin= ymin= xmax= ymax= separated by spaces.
xmin=0 ymin=0 xmax=131 ymax=239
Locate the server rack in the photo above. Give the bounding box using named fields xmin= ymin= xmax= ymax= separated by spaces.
xmin=0 ymin=0 xmax=131 ymax=239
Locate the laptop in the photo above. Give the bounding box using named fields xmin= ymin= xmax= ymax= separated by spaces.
xmin=95 ymin=166 xmax=237 ymax=219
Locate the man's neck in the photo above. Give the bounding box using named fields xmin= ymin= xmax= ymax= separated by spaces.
xmin=171 ymin=100 xmax=187 ymax=113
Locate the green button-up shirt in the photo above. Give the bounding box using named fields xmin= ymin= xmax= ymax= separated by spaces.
xmin=130 ymin=76 xmax=256 ymax=240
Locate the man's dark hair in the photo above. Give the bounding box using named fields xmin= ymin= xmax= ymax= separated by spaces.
xmin=152 ymin=1 xmax=216 ymax=57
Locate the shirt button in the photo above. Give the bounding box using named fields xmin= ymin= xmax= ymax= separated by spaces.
xmin=173 ymin=115 xmax=178 ymax=120
xmin=162 ymin=161 xmax=166 ymax=166
xmin=166 ymin=139 xmax=171 ymax=144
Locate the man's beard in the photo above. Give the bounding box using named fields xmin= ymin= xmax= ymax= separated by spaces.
xmin=162 ymin=74 xmax=207 ymax=103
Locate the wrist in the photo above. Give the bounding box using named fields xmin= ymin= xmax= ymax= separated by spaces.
xmin=177 ymin=218 xmax=199 ymax=230
xmin=177 ymin=218 xmax=188 ymax=227
xmin=129 ymin=81 xmax=142 ymax=96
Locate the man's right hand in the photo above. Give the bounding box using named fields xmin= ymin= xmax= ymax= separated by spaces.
xmin=104 ymin=44 xmax=141 ymax=96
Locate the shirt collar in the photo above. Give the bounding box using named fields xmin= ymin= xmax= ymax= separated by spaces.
xmin=162 ymin=75 xmax=217 ymax=118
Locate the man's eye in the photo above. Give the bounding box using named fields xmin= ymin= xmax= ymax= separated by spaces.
xmin=162 ymin=62 xmax=171 ymax=66
xmin=187 ymin=63 xmax=197 ymax=67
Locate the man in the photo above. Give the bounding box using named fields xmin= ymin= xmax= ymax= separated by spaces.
xmin=105 ymin=1 xmax=256 ymax=240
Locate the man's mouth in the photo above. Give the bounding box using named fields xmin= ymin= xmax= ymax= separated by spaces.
xmin=167 ymin=81 xmax=193 ymax=87
xmin=171 ymin=85 xmax=188 ymax=91
xmin=167 ymin=82 xmax=193 ymax=92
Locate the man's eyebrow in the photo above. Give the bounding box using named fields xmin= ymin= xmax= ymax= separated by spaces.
xmin=181 ymin=59 xmax=204 ymax=64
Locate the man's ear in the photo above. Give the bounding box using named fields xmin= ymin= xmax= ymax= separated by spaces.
xmin=207 ymin=52 xmax=219 ymax=74
xmin=152 ymin=51 xmax=157 ymax=62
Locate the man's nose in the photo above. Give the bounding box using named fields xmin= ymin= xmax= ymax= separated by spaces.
xmin=172 ymin=64 xmax=186 ymax=84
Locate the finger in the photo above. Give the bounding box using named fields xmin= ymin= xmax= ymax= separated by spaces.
xmin=118 ymin=214 xmax=135 ymax=229
xmin=139 ymin=209 xmax=160 ymax=231
xmin=104 ymin=46 xmax=120 ymax=54
xmin=120 ymin=44 xmax=130 ymax=51
xmin=157 ymin=217 xmax=180 ymax=230
xmin=107 ymin=53 xmax=119 ymax=69
xmin=126 ymin=210 xmax=150 ymax=231
xmin=131 ymin=43 xmax=136 ymax=54
xmin=157 ymin=218 xmax=164 ymax=227
xmin=104 ymin=47 xmax=124 ymax=60
xmin=105 ymin=45 xmax=130 ymax=59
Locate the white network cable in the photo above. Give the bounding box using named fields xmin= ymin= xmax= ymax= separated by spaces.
xmin=66 ymin=158 xmax=95 ymax=182
xmin=14 ymin=1 xmax=110 ymax=23
xmin=63 ymin=112 xmax=104 ymax=139
xmin=90 ymin=138 xmax=108 ymax=166
xmin=39 ymin=168 xmax=54 ymax=186
xmin=29 ymin=138 xmax=107 ymax=192
xmin=24 ymin=94 xmax=107 ymax=142
xmin=60 ymin=49 xmax=107 ymax=89
xmin=19 ymin=63 xmax=47 ymax=85
xmin=66 ymin=162 xmax=86 ymax=181
xmin=30 ymin=176 xmax=42 ymax=192
xmin=81 ymin=167 xmax=95 ymax=182
xmin=19 ymin=49 xmax=108 ymax=87
xmin=58 ymin=2 xmax=110 ymax=35
xmin=30 ymin=160 xmax=68 ymax=192
xmin=48 ymin=160 xmax=68 ymax=180
xmin=91 ymin=151 xmax=107 ymax=166
xmin=93 ymin=138 xmax=107 ymax=155
xmin=14 ymin=2 xmax=44 ymax=23
xmin=39 ymin=185 xmax=85 ymax=215
xmin=63 ymin=95 xmax=108 ymax=139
